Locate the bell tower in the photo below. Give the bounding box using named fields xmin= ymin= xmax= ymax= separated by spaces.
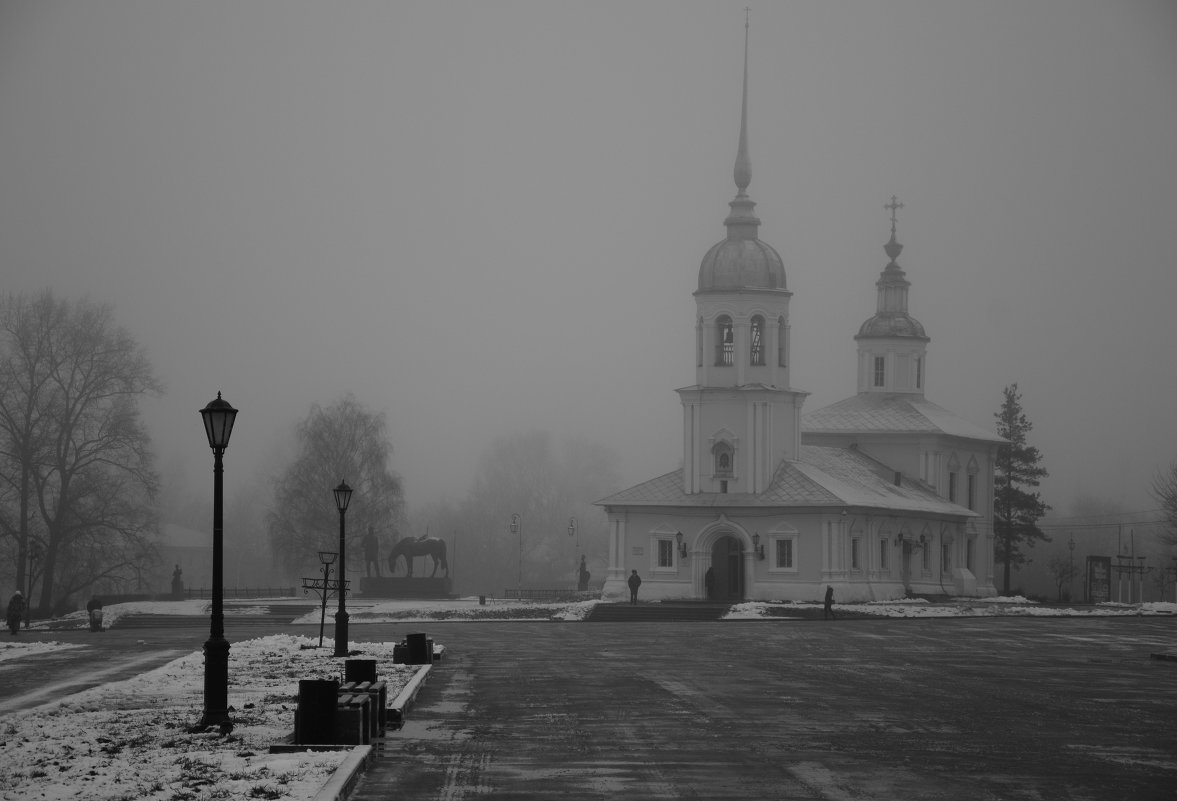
xmin=854 ymin=197 xmax=930 ymax=396
xmin=677 ymin=16 xmax=808 ymax=496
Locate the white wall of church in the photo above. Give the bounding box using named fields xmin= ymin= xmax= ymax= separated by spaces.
xmin=601 ymin=507 xmax=983 ymax=603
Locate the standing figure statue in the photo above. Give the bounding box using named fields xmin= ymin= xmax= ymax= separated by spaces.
xmin=387 ymin=537 xmax=449 ymax=578
xmin=362 ymin=526 xmax=382 ymax=577
xmin=577 ymin=555 xmax=590 ymax=592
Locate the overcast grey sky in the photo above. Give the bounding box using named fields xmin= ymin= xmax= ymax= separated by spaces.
xmin=2 ymin=1 xmax=1175 ymax=518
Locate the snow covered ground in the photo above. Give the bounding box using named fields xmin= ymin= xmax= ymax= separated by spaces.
xmin=2 ymin=595 xmax=1174 ymax=800
xmin=0 ymin=634 xmax=420 ymax=801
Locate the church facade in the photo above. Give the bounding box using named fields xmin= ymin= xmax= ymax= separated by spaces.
xmin=596 ymin=35 xmax=1001 ymax=604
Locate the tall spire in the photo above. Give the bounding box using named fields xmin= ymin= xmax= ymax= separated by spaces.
xmin=723 ymin=10 xmax=760 ymax=242
xmin=733 ymin=8 xmax=751 ymax=196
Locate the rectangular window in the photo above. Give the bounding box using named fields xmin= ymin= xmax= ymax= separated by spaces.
xmin=967 ymin=474 xmax=977 ymax=510
xmin=775 ymin=539 xmax=793 ymax=569
xmin=915 ymin=356 xmax=922 ymax=389
xmin=942 ymin=542 xmax=952 ymax=571
xmin=921 ymin=542 xmax=930 ymax=572
xmin=948 ymin=472 xmax=958 ymax=503
xmin=657 ymin=539 xmax=674 ymax=568
xmin=879 ymin=539 xmax=888 ymax=570
xmin=966 ymin=539 xmax=975 ymax=572
xmin=851 ymin=538 xmax=861 ymax=570
xmin=720 ymin=480 xmax=728 ymax=494
xmin=873 ymin=356 xmax=885 ymax=387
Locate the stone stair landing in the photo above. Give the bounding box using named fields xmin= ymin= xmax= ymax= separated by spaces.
xmin=585 ymin=602 xmax=731 ymax=622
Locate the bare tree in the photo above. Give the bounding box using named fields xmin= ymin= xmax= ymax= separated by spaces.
xmin=0 ymin=291 xmax=162 ymax=612
xmin=266 ymin=395 xmax=404 ymax=577
xmin=1152 ymin=461 xmax=1177 ymax=547
xmin=1046 ymin=555 xmax=1077 ymax=602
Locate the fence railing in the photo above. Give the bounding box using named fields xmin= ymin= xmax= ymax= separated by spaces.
xmin=502 ymin=586 xmax=601 ymax=602
xmin=183 ymin=587 xmax=296 ymax=600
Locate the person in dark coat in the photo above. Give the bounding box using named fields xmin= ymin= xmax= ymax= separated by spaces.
xmin=627 ymin=570 xmax=642 ymax=605
xmin=823 ymin=585 xmax=836 ymax=620
xmin=7 ymin=591 xmax=25 ymax=635
xmin=362 ymin=526 xmax=381 ymax=577
xmin=86 ymin=596 xmax=104 ymax=632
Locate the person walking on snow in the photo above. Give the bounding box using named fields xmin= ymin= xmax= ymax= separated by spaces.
xmin=628 ymin=570 xmax=642 ymax=605
xmin=7 ymin=590 xmax=25 ymax=635
xmin=823 ymin=585 xmax=836 ymax=620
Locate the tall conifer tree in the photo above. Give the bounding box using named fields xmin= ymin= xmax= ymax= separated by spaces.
xmin=993 ymin=383 xmax=1050 ymax=594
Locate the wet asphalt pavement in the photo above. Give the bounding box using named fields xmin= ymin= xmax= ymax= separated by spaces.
xmin=349 ymin=618 xmax=1177 ymax=801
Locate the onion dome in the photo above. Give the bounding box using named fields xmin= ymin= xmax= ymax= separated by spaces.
xmin=856 ymin=196 xmax=928 ymax=341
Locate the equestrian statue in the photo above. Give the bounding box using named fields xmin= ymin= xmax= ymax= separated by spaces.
xmin=387 ymin=536 xmax=449 ymax=578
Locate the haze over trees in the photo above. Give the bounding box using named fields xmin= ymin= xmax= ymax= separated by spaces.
xmin=266 ymin=394 xmax=404 ymax=577
xmin=408 ymin=431 xmax=620 ymax=597
xmin=0 ymin=290 xmax=162 ymax=613
xmin=993 ymin=383 xmax=1050 ymax=595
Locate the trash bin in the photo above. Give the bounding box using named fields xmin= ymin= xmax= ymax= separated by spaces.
xmin=295 ymin=678 xmax=339 ymax=744
xmin=406 ymin=632 xmax=431 ymax=665
xmin=479 ymin=595 xmax=486 ymax=606
xmin=88 ymin=609 xmax=104 ymax=632
xmin=345 ymin=658 xmax=377 ymax=684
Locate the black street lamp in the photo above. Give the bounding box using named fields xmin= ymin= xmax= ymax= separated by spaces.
xmin=510 ymin=513 xmax=522 ymax=590
xmin=332 ymin=480 xmax=353 ymax=657
xmin=198 ymin=391 xmax=237 ymax=729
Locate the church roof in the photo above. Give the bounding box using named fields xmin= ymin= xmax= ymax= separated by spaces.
xmin=597 ymin=445 xmax=975 ymax=517
xmin=803 ymin=393 xmax=1004 ymax=443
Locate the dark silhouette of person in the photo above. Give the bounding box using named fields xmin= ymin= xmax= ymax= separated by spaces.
xmin=171 ymin=564 xmax=184 ymax=597
xmin=824 ymin=585 xmax=836 ymax=620
xmin=7 ymin=591 xmax=25 ymax=635
xmin=705 ymin=566 xmax=715 ymax=600
xmin=627 ymin=570 xmax=642 ymax=605
xmin=86 ymin=596 xmax=104 ymax=632
xmin=577 ymin=556 xmax=590 ymax=592
xmin=362 ymin=527 xmax=381 ymax=577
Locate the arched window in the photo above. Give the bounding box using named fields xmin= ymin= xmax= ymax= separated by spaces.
xmin=715 ymin=316 xmax=734 ymax=366
xmin=713 ymin=441 xmax=734 ymax=477
xmin=749 ymin=316 xmax=765 ymax=365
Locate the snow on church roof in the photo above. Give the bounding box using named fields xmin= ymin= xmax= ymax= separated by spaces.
xmin=803 ymin=393 xmax=1004 ymax=443
xmin=597 ymin=445 xmax=975 ymax=517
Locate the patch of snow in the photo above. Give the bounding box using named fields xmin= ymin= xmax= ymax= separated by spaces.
xmin=0 ymin=641 xmax=85 ymax=662
xmin=0 ymin=634 xmax=423 ymax=801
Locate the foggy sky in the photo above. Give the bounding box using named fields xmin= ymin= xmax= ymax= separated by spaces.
xmin=2 ymin=1 xmax=1175 ymax=518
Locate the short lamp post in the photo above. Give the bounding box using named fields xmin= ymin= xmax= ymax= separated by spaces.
xmin=676 ymin=531 xmax=687 ymax=559
xmin=199 ymin=392 xmax=237 ymax=728
xmin=332 ymin=481 xmax=353 ymax=657
xmin=315 ymin=551 xmax=336 ymax=648
xmin=510 ymin=514 xmax=522 ymax=591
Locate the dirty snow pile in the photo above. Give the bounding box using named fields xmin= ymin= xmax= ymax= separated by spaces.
xmin=0 ymin=635 xmax=421 ymax=801
xmin=725 ymin=598 xmax=1177 ymax=619
xmin=297 ymin=596 xmax=601 ymax=624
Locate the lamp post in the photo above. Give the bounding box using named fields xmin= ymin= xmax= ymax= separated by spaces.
xmin=332 ymin=481 xmax=353 ymax=657
xmin=568 ymin=517 xmax=578 ymax=551
xmin=510 ymin=514 xmax=522 ymax=591
xmin=198 ymin=391 xmax=237 ymax=728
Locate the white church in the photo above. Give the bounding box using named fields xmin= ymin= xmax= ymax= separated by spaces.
xmin=596 ymin=35 xmax=1002 ymax=604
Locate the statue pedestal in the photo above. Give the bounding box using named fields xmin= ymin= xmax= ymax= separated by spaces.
xmin=360 ymin=576 xmax=453 ymax=599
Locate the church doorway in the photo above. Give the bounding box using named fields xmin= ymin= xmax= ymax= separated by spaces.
xmin=709 ymin=536 xmax=745 ymax=601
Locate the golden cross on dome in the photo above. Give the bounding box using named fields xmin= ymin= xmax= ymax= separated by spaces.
xmin=885 ymin=195 xmax=904 ymax=237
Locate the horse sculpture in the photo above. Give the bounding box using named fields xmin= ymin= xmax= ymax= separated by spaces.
xmin=387 ymin=537 xmax=449 ymax=578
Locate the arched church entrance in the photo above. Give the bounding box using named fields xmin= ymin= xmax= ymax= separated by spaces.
xmin=709 ymin=535 xmax=745 ymax=601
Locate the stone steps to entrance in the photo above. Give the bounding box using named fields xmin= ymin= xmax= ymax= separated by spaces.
xmin=585 ymin=603 xmax=731 ymax=622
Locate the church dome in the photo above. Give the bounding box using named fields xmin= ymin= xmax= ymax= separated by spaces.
xmin=856 ymin=311 xmax=927 ymax=339
xmin=698 ymin=236 xmax=787 ymax=292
